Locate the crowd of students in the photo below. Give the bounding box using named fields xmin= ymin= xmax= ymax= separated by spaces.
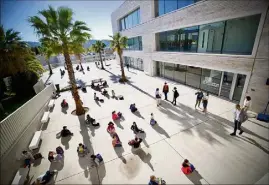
xmin=21 ymin=78 xmax=253 ymax=184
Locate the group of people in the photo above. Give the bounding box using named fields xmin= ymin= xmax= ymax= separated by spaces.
xmin=155 ymin=83 xmax=179 ymax=106
xmin=195 ymin=89 xmax=209 ymax=113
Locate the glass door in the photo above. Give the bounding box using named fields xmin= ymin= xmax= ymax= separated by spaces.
xmin=233 ymin=74 xmax=246 ymax=101
xmin=220 ymin=72 xmax=234 ymax=98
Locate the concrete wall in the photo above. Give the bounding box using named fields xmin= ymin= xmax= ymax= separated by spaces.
xmin=246 ymin=8 xmax=269 ymax=114
xmin=0 ymin=84 xmax=55 ymax=184
xmin=111 ymin=0 xmax=269 ymax=113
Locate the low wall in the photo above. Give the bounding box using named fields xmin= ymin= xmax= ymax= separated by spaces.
xmin=0 ymin=84 xmax=55 ymax=184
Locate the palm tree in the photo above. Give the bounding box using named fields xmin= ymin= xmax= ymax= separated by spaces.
xmin=109 ymin=33 xmax=128 ymax=82
xmin=0 ymin=25 xmax=29 ymax=78
xmin=38 ymin=43 xmax=54 ymax=75
xmin=28 ymin=6 xmax=91 ymax=115
xmin=90 ymin=41 xmax=106 ymax=69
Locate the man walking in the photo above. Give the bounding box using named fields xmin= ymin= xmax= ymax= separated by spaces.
xmin=126 ymin=63 xmax=130 ymax=71
xmin=162 ymin=82 xmax=169 ymax=101
xmin=195 ymin=89 xmax=203 ymax=109
xmin=172 ymin=87 xmax=179 ymax=106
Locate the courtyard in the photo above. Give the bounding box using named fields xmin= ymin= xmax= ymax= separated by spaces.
xmin=33 ymin=61 xmax=269 ymax=184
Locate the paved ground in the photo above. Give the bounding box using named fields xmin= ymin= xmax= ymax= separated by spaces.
xmin=35 ymin=61 xmax=269 ymax=184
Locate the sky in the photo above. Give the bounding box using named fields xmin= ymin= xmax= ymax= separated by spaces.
xmin=1 ymin=0 xmax=124 ymax=41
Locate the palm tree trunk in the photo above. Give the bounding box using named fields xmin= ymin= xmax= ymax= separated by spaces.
xmin=62 ymin=43 xmax=85 ymax=115
xmin=99 ymin=52 xmax=105 ymax=69
xmin=119 ymin=53 xmax=127 ymax=81
xmin=46 ymin=59 xmax=53 ymax=75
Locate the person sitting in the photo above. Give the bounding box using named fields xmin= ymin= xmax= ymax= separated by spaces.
xmin=112 ymin=133 xmax=122 ymax=147
xmin=94 ymin=92 xmax=99 ymax=101
xmin=111 ymin=90 xmax=116 ymax=98
xmin=86 ymin=114 xmax=99 ymax=126
xmin=130 ymin=103 xmax=138 ymax=113
xmin=36 ymin=170 xmax=56 ymax=185
xmin=102 ymin=89 xmax=108 ymax=96
xmin=96 ymin=84 xmax=101 ymax=91
xmin=48 ymin=151 xmax=56 ymax=162
xmin=60 ymin=126 xmax=73 ymax=137
xmin=128 ymin=137 xmax=143 ymax=148
xmin=21 ymin=150 xmax=34 ymax=168
xmin=183 ymin=159 xmax=195 ymax=172
xmin=107 ymin=122 xmax=115 ymax=134
xmin=131 ymin=122 xmax=144 ymax=133
xmin=91 ymin=154 xmax=103 ymax=165
xmin=181 ymin=159 xmax=195 ymax=175
xmin=77 ymin=143 xmax=89 ymax=157
xmin=149 ymin=175 xmax=159 ymax=185
xmin=87 ymin=66 xmax=90 ymax=71
xmin=112 ymin=111 xmax=122 ymax=121
xmin=102 ymin=80 xmax=107 ymax=87
xmin=91 ymin=81 xmax=95 ymax=88
xmin=61 ymin=99 xmax=68 ymax=108
xmin=150 ymin=113 xmax=157 ymax=126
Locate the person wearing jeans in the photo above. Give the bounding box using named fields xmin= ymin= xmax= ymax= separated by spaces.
xmin=230 ymin=104 xmax=244 ymax=136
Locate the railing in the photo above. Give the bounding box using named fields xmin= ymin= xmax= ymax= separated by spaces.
xmin=0 ymin=84 xmax=55 ymax=158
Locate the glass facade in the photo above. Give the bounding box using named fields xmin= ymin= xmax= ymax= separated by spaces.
xmin=124 ymin=56 xmax=144 ymax=71
xmin=156 ymin=61 xmax=247 ymax=102
xmin=120 ymin=8 xmax=140 ymax=31
xmin=157 ymin=14 xmax=261 ymax=55
xmin=157 ymin=0 xmax=200 ymax=17
xmin=125 ymin=36 xmax=142 ymax=51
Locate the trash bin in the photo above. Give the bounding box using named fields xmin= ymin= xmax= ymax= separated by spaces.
xmin=55 ymin=84 xmax=60 ymax=92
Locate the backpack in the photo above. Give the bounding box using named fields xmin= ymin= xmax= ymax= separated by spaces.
xmin=96 ymin=154 xmax=103 ymax=162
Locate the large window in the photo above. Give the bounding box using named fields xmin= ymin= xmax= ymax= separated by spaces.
xmin=157 ymin=0 xmax=200 ymax=16
xmin=157 ymin=26 xmax=198 ymax=52
xmin=124 ymin=56 xmax=144 ymax=71
xmin=120 ymin=8 xmax=140 ymax=31
xmin=222 ymin=14 xmax=261 ymax=55
xmin=197 ymin=21 xmax=225 ymax=53
xmin=125 ymin=36 xmax=142 ymax=51
xmin=156 ymin=14 xmax=261 ymax=55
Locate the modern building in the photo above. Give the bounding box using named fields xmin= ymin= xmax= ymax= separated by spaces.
xmin=111 ymin=0 xmax=269 ymax=113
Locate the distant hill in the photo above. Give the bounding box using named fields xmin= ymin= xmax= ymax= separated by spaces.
xmin=25 ymin=40 xmax=111 ymax=49
xmin=25 ymin=41 xmax=41 ymax=47
xmin=84 ymin=40 xmax=111 ymax=49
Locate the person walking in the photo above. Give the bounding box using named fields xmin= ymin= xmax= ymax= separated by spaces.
xmin=126 ymin=63 xmax=130 ymax=71
xmin=195 ymin=89 xmax=203 ymax=109
xmin=243 ymin=96 xmax=251 ymax=112
xmin=162 ymin=82 xmax=169 ymax=101
xmin=202 ymin=92 xmax=209 ymax=113
xmin=230 ymin=104 xmax=244 ymax=136
xmin=172 ymin=87 xmax=179 ymax=106
xmin=155 ymin=88 xmax=161 ymax=106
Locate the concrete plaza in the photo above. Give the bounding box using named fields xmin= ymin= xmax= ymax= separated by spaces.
xmin=35 ymin=61 xmax=269 ymax=184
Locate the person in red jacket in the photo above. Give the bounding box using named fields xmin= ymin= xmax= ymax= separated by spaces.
xmin=162 ymin=82 xmax=169 ymax=101
xmin=181 ymin=159 xmax=195 ymax=175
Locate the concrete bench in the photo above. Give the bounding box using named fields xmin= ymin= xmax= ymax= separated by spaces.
xmin=48 ymin=99 xmax=55 ymax=108
xmin=41 ymin=111 xmax=50 ymax=124
xmin=29 ymin=131 xmax=42 ymax=150
xmin=11 ymin=168 xmax=28 ymax=185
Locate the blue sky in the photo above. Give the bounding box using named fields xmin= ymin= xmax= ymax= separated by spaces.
xmin=1 ymin=0 xmax=124 ymax=41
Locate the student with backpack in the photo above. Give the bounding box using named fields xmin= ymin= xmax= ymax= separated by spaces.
xmin=91 ymin=153 xmax=103 ymax=165
xmin=172 ymin=87 xmax=179 ymax=106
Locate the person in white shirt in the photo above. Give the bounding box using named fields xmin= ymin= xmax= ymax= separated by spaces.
xmin=155 ymin=88 xmax=161 ymax=106
xmin=202 ymin=92 xmax=209 ymax=113
xmin=230 ymin=104 xmax=244 ymax=136
xmin=243 ymin=96 xmax=251 ymax=111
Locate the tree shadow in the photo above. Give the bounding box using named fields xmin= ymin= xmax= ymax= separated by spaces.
xmin=186 ymin=171 xmax=205 ymax=185
xmin=131 ymin=148 xmax=154 ymax=171
xmin=44 ymin=73 xmax=53 ymax=85
xmin=239 ymin=135 xmax=269 ymax=154
xmin=247 ymin=119 xmax=269 ymax=130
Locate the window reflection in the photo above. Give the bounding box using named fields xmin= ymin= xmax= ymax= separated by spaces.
xmin=120 ymin=8 xmax=141 ymax=31
xmin=124 ymin=56 xmax=144 ymax=71
xmin=125 ymin=36 xmax=143 ymax=51
xmin=156 ymin=14 xmax=260 ymax=55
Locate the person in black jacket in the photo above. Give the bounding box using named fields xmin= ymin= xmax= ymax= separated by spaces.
xmin=130 ymin=122 xmax=144 ymax=133
xmin=195 ymin=89 xmax=203 ymax=109
xmin=172 ymin=87 xmax=179 ymax=106
xmin=60 ymin=126 xmax=73 ymax=137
